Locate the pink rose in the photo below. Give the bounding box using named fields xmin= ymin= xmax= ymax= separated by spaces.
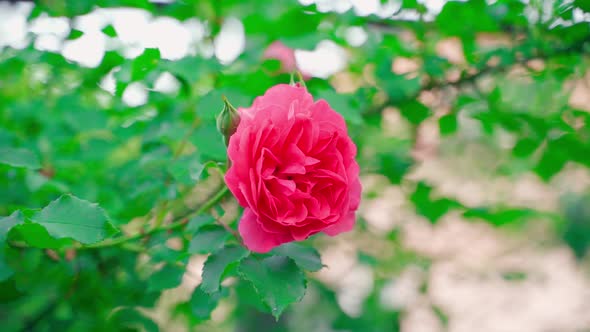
xmin=262 ymin=41 xmax=312 ymax=79
xmin=225 ymin=84 xmax=361 ymax=252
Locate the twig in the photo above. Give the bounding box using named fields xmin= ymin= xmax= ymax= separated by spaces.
xmin=81 ymin=186 xmax=230 ymax=250
xmin=216 ymin=217 xmax=244 ymax=246
xmin=365 ymin=37 xmax=590 ymax=115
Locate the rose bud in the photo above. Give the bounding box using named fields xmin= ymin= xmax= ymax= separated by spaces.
xmin=216 ymin=96 xmax=241 ymax=146
xmin=224 ymin=84 xmax=361 ymax=253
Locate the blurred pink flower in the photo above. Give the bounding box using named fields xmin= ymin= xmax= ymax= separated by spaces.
xmin=263 ymin=41 xmax=311 ymax=79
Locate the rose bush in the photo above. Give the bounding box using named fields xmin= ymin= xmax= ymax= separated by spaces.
xmin=225 ymin=84 xmax=361 ymax=252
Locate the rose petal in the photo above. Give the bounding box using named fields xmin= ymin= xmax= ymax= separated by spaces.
xmin=253 ymin=84 xmax=313 ymax=114
xmin=348 ymin=166 xmax=362 ymax=210
xmin=270 ymin=177 xmax=296 ymax=195
xmin=323 ymin=212 xmax=356 ymax=236
xmin=225 ymin=170 xmax=248 ymax=208
xmin=279 ymin=203 xmax=308 ymax=225
xmin=311 ymin=99 xmax=347 ymax=132
xmin=239 ymin=208 xmax=292 ymax=253
xmin=290 ymin=222 xmax=322 ymax=241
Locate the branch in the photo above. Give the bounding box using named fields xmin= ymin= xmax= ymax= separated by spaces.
xmin=81 ymin=186 xmax=230 ymax=250
xmin=366 ymin=37 xmax=590 ymax=115
xmin=216 ymin=216 xmax=243 ymax=245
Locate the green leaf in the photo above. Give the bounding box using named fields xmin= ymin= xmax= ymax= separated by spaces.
xmin=0 ymin=147 xmax=41 ymax=169
xmin=456 ymin=95 xmax=479 ymax=108
xmin=357 ymin=251 xmax=378 ymax=267
xmin=196 ymin=91 xmax=227 ymax=121
xmin=436 ymin=0 xmax=498 ymax=37
xmin=378 ymin=153 xmax=413 ymax=184
xmin=238 ymin=256 xmax=306 ymax=320
xmin=109 ymin=308 xmax=159 ymax=332
xmin=166 ymin=155 xmax=205 ymax=185
xmin=575 ymin=0 xmax=590 ymax=12
xmin=373 ymin=138 xmax=413 ymax=185
xmin=402 ymin=0 xmax=427 ymax=12
xmin=13 ymin=222 xmax=70 ymax=248
xmin=271 ymin=243 xmax=323 ymax=272
xmin=161 ymin=57 xmax=219 ymax=84
xmin=0 ymin=251 xmax=13 ymax=281
xmin=235 ymin=278 xmax=268 ymax=312
xmin=149 ymin=244 xmax=189 ymax=264
xmin=196 ymin=89 xmax=250 ymax=121
xmin=398 ymin=100 xmax=431 ymax=125
xmin=534 ymin=147 xmax=567 ymax=181
xmin=186 ymin=215 xmax=216 ymax=233
xmin=101 ymin=24 xmax=117 ymax=37
xmin=561 ymin=194 xmax=590 ymax=259
xmin=318 ymin=90 xmax=363 ymax=125
xmin=189 ymin=286 xmax=226 ymax=320
xmin=188 ymin=225 xmax=230 ymax=254
xmin=201 ymin=245 xmax=249 ymax=293
xmin=60 ymin=96 xmax=108 ymax=131
xmin=512 ymin=138 xmax=540 ymax=157
xmin=191 ymin=123 xmax=227 ymax=161
xmin=381 ymin=74 xmax=421 ymax=104
xmin=410 ymin=182 xmax=462 ymax=223
xmin=25 ymin=170 xmax=49 ymax=192
xmin=29 ymin=194 xmax=116 ymax=244
xmin=0 ymin=211 xmax=23 ymax=243
xmin=147 ymin=264 xmax=184 ymax=291
xmin=262 ymin=59 xmax=282 ymax=72
xmin=67 ymin=29 xmax=84 ymax=40
xmin=555 ymin=22 xmax=590 ymax=44
xmin=438 ymin=114 xmax=458 ymax=136
xmin=423 ymin=55 xmax=449 ymax=79
xmin=463 ymin=207 xmax=535 ymax=226
xmin=0 ymin=279 xmax=23 ymax=303
xmin=282 ymin=34 xmax=325 ymax=50
xmin=132 ymin=48 xmax=161 ymax=81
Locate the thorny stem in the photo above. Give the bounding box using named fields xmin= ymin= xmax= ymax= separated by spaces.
xmin=216 ymin=216 xmax=243 ymax=245
xmin=81 ymin=186 xmax=230 ymax=250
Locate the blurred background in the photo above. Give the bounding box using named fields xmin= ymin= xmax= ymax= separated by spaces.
xmin=1 ymin=0 xmax=590 ymax=331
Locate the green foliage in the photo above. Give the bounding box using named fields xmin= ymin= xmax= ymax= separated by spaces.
xmin=560 ymin=194 xmax=590 ymax=259
xmin=398 ymin=100 xmax=432 ymax=125
xmin=436 ymin=0 xmax=498 ymax=38
xmin=27 ymin=194 xmax=116 ymax=245
xmin=201 ymin=245 xmax=249 ymax=293
xmin=186 ymin=285 xmax=227 ymax=321
xmin=319 ymin=90 xmax=364 ymax=125
xmin=438 ymin=113 xmax=458 ymax=136
xmin=148 ymin=264 xmax=185 ymax=291
xmin=109 ymin=308 xmax=159 ymax=332
xmin=410 ymin=182 xmax=462 ymax=223
xmin=238 ymin=256 xmax=307 ymax=320
xmin=271 ymin=243 xmax=323 ymax=272
xmin=188 ymin=225 xmax=231 ymax=254
xmin=0 ymin=0 xmax=589 ymax=330
xmin=0 ymin=147 xmax=41 ymax=169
